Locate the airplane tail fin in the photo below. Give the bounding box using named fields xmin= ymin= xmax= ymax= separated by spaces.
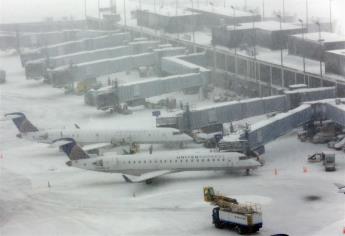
xmin=334 ymin=183 xmax=345 ymax=189
xmin=5 ymin=112 xmax=39 ymax=133
xmin=53 ymin=138 xmax=90 ymax=161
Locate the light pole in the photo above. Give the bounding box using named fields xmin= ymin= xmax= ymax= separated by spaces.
xmin=154 ymin=0 xmax=158 ymax=36
xmin=329 ymin=0 xmax=333 ymax=32
xmin=282 ymin=0 xmax=285 ymax=22
xmin=277 ymin=13 xmax=284 ymax=87
xmin=231 ymin=5 xmax=237 ymax=74
xmin=190 ymin=0 xmax=196 ymax=51
xmin=249 ymin=10 xmax=259 ymax=96
xmin=176 ymin=0 xmax=179 ymax=40
xmin=139 ymin=0 xmax=143 ymax=36
xmin=249 ymin=10 xmax=256 ymax=59
xmin=305 ymin=0 xmax=309 ymax=32
xmin=315 ymin=21 xmax=323 ymax=85
xmin=98 ymin=0 xmax=101 ymax=20
xmin=123 ymin=0 xmax=127 ymax=26
xmin=83 ymin=0 xmax=87 ymax=19
xmin=298 ymin=19 xmax=307 ymax=86
xmin=231 ymin=6 xmax=237 ymax=55
xmin=262 ymin=0 xmax=265 ymax=20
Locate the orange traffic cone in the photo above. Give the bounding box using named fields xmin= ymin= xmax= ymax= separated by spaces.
xmin=303 ymin=166 xmax=308 ymax=173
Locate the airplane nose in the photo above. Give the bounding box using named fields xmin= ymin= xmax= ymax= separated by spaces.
xmin=249 ymin=159 xmax=262 ymax=168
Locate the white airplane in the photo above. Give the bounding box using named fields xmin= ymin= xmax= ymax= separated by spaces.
xmin=334 ymin=183 xmax=345 ymax=194
xmin=54 ymin=138 xmax=262 ymax=183
xmin=5 ymin=112 xmax=193 ymax=147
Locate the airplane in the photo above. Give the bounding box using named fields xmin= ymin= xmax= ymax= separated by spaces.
xmin=54 ymin=138 xmax=262 ymax=183
xmin=334 ymin=183 xmax=345 ymax=194
xmin=4 ymin=112 xmax=194 ymax=148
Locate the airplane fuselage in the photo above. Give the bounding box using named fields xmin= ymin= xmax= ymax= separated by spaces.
xmin=67 ymin=151 xmax=261 ymax=176
xmin=21 ymin=128 xmax=193 ymax=145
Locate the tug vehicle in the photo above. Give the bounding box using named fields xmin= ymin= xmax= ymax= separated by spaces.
xmin=203 ymin=187 xmax=263 ymax=234
xmin=307 ymin=152 xmax=336 ymax=171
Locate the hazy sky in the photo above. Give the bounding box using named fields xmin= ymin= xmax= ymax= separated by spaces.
xmin=0 ymin=0 xmax=344 ymax=34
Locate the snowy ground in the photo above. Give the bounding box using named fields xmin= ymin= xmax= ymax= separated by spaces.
xmin=1 ymin=52 xmax=345 ymax=236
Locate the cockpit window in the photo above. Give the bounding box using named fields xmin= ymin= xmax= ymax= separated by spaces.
xmin=39 ymin=133 xmax=48 ymax=140
xmin=173 ymin=131 xmax=183 ymax=135
xmin=92 ymin=160 xmax=103 ymax=167
xmin=239 ymin=156 xmax=249 ymax=160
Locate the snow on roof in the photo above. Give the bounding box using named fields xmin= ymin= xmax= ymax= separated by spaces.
xmin=221 ymin=134 xmax=242 ymax=142
xmin=189 ymin=6 xmax=255 ymax=17
xmin=43 ymin=32 xmax=124 ymax=50
xmin=164 ymin=56 xmax=209 ymax=72
xmin=291 ymin=32 xmax=345 ymax=43
xmin=51 ymin=45 xmax=129 ymax=60
xmin=284 ymin=86 xmax=335 ymax=94
xmin=326 ymin=49 xmax=345 ymax=57
xmin=140 ymin=7 xmax=195 ymax=17
xmin=226 ymin=21 xmax=301 ymax=31
xmin=193 ymin=95 xmax=285 ymax=111
xmin=250 ymin=103 xmax=311 ymax=131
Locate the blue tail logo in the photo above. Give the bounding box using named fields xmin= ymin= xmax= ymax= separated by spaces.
xmin=5 ymin=112 xmax=39 ymax=133
xmin=54 ymin=138 xmax=90 ymax=161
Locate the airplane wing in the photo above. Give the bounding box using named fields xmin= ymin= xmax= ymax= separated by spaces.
xmin=82 ymin=143 xmax=112 ymax=152
xmin=122 ymin=170 xmax=174 ymax=183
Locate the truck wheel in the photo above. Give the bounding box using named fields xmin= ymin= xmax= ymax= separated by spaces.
xmin=214 ymin=221 xmax=223 ymax=229
xmin=235 ymin=226 xmax=245 ymax=235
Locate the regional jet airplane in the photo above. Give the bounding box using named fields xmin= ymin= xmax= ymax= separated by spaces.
xmin=334 ymin=183 xmax=345 ymax=194
xmin=5 ymin=112 xmax=193 ymax=147
xmin=54 ymin=138 xmax=261 ymax=183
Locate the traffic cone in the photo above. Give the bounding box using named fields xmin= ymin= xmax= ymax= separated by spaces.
xmin=274 ymin=168 xmax=278 ymax=176
xmin=303 ymin=166 xmax=308 ymax=173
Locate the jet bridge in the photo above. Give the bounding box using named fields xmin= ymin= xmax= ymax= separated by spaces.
xmin=242 ymin=104 xmax=314 ymax=152
xmin=49 ymin=46 xmax=186 ymax=87
xmin=157 ymin=86 xmax=336 ymax=131
xmin=20 ymin=32 xmax=130 ymax=66
xmin=17 ymin=29 xmax=114 ymax=49
xmin=25 ymin=45 xmax=131 ymax=79
xmin=96 ymin=73 xmax=208 ymax=110
xmin=220 ymin=97 xmax=343 ymax=154
xmin=87 ymin=52 xmax=211 ymax=110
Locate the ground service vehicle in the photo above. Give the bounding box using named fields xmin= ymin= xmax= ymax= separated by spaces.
xmin=204 ymin=187 xmax=263 ymax=234
xmin=308 ymin=152 xmax=336 ymax=171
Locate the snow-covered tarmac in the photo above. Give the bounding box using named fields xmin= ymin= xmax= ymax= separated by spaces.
xmin=0 ymin=54 xmax=344 ymax=236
